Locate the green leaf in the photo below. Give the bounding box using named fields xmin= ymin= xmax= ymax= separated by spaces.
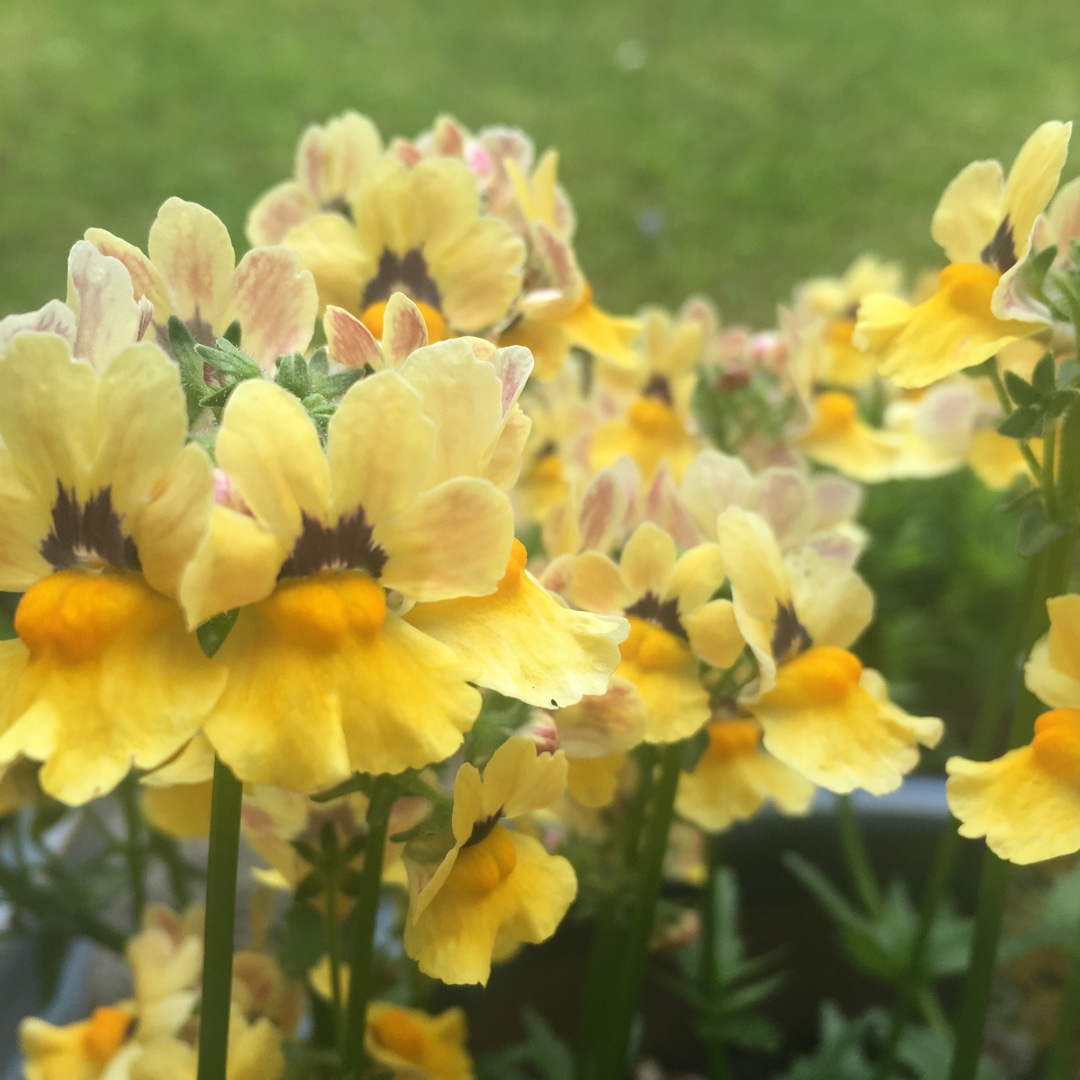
xmin=1032 ymin=350 xmax=1057 ymax=396
xmin=196 ymin=609 xmax=238 ymax=657
xmin=315 ymin=368 xmax=365 ymax=398
xmin=1057 ymin=358 xmax=1080 ymax=389
xmin=776 ymin=1003 xmax=887 ymax=1080
xmin=196 ymin=338 xmax=262 ymax=380
xmin=1046 ymin=387 xmax=1080 ymax=419
xmin=996 ymin=404 xmax=1043 ymax=440
xmin=1017 ymin=503 xmax=1069 ymax=557
xmin=274 ymin=902 xmax=325 ymax=977
xmin=167 ymin=315 xmax=208 ymax=422
xmin=896 ymin=1025 xmax=1005 ymax=1080
xmin=222 ymin=319 xmax=242 ymax=346
xmin=1003 ymin=369 xmax=1040 ymax=406
xmin=274 ymin=352 xmax=311 ymax=398
xmin=308 ymin=346 xmax=329 ymax=379
xmin=389 ymin=800 xmax=452 ymax=844
xmin=681 ymin=726 xmax=710 ymax=772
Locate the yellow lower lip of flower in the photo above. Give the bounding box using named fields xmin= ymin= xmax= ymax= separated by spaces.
xmin=81 ymin=1005 xmax=134 ymax=1063
xmin=454 ymin=824 xmax=518 ymax=895
xmin=628 ymin=396 xmax=683 ymax=439
xmin=760 ymin=646 xmax=863 ymax=708
xmin=938 ymin=261 xmax=1001 ymax=315
xmin=497 ymin=538 xmax=528 ymax=596
xmin=806 ymin=392 xmax=858 ymax=439
xmin=15 ymin=570 xmax=173 ymax=662
xmin=1031 ymin=708 xmax=1080 ymax=781
xmin=705 ymin=718 xmax=761 ymax=760
xmin=369 ymin=1007 xmax=427 ymax=1062
xmin=259 ymin=572 xmax=386 ymax=647
xmin=361 ymin=299 xmax=449 ymax=343
xmin=620 ymin=617 xmax=691 ymax=671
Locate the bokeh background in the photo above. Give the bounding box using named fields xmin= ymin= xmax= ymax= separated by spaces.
xmin=1 ymin=0 xmax=1077 ymax=745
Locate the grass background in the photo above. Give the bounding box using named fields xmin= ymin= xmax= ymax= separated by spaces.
xmin=0 ymin=0 xmax=1076 ymax=733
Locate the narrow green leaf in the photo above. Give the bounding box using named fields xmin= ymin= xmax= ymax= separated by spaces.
xmin=1003 ymin=370 xmax=1040 ymax=406
xmin=996 ymin=405 xmax=1043 ymax=440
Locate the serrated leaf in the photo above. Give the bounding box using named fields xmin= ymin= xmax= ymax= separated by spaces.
xmin=199 ymin=383 xmax=240 ymax=408
xmin=274 ymin=353 xmax=311 ymax=398
xmin=997 ymin=405 xmax=1043 ymax=440
xmin=308 ymin=346 xmax=329 ymax=379
xmin=1003 ymin=370 xmax=1041 ymax=406
xmin=316 ymin=368 xmax=366 ymax=399
xmin=196 ymin=338 xmax=262 ymax=380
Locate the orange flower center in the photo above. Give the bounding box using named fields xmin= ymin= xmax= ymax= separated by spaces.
xmin=806 ymin=392 xmax=858 ymax=439
xmin=759 ymin=646 xmax=863 ymax=708
xmin=360 ymin=299 xmax=449 ymax=344
xmin=258 ymin=572 xmax=387 ymax=647
xmin=937 ymin=262 xmax=1002 ymax=317
xmin=369 ymin=1006 xmax=426 ymax=1063
xmin=14 ymin=570 xmax=172 ymax=662
xmin=1031 ymin=708 xmax=1080 ymax=782
xmin=453 ymin=823 xmax=518 ymax=895
xmin=497 ymin=539 xmax=528 ymax=596
xmin=81 ymin=1005 xmax=135 ymax=1063
xmin=628 ymin=396 xmax=683 ymax=439
xmin=620 ymin=616 xmax=693 ymax=672
xmin=704 ymin=718 xmax=761 ymax=761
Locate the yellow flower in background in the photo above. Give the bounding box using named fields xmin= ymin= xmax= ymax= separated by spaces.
xmin=285 ymin=157 xmax=525 ymax=340
xmin=718 ymin=507 xmax=942 ymax=794
xmin=676 ymin=716 xmax=815 ymax=832
xmin=404 ymin=738 xmax=576 ymax=985
xmin=856 ymin=122 xmax=1072 ymax=388
xmin=948 ymin=595 xmax=1080 ymax=863
xmin=22 ymin=1005 xmax=137 ymax=1080
xmin=246 ymin=111 xmax=384 ymax=246
xmin=366 ymin=1003 xmax=475 ymax=1080
xmin=87 ymin=198 xmax=319 ymax=372
xmin=795 ymin=391 xmax=903 ymax=483
xmin=179 ymin=358 xmax=517 ymax=789
xmin=0 ymin=334 xmax=224 ymax=805
xmin=569 ymin=522 xmax=745 ymax=743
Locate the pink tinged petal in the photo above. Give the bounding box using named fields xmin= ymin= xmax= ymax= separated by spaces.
xmin=216 ymin=380 xmax=331 ymax=540
xmin=324 ymin=305 xmax=383 ymax=370
xmin=645 ymin=463 xmax=701 ymax=550
xmin=66 ymin=240 xmax=140 ymax=369
xmin=680 ymin=451 xmax=754 ymax=539
xmin=225 ymin=247 xmax=318 ymax=369
xmin=377 ymin=479 xmax=515 ymax=601
xmin=432 ymin=114 xmax=468 ymax=158
xmin=620 ymin=522 xmax=677 ymax=600
xmin=756 ymin=468 xmax=815 ymax=550
xmin=246 ymin=182 xmax=319 ymax=247
xmin=147 ymin=198 xmax=236 ymax=327
xmin=136 ymin=298 xmax=154 ymax=340
xmin=812 ymin=475 xmax=864 ymax=529
xmin=327 ymin=371 xmax=434 ymax=524
xmin=554 ymin=677 xmax=647 ymax=757
xmin=578 ymin=469 xmax=631 ymax=553
xmin=382 ymin=292 xmax=429 ymax=369
xmin=391 ymin=139 xmax=424 ymax=168
xmin=484 ymin=404 xmax=531 ymax=491
xmin=570 ymin=551 xmax=630 ymax=614
xmin=0 ymin=301 xmax=76 ymax=356
xmin=492 ymin=345 xmax=534 ymax=416
xmin=532 ymin=223 xmax=584 ymax=295
xmin=85 ymin=228 xmax=172 ymax=321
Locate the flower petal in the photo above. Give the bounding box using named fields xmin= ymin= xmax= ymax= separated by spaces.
xmin=0 ymin=300 xmax=76 ymax=356
xmin=246 ymin=181 xmax=319 ymax=247
xmin=683 ymin=599 xmax=745 ymax=669
xmin=67 ymin=240 xmax=141 ymax=369
xmin=620 ymin=522 xmax=677 ymax=601
xmin=285 ymin=212 xmax=372 ymax=316
xmin=1025 ymin=594 xmax=1080 ymax=708
xmin=85 ymin=227 xmax=172 ymax=321
xmin=930 ymin=160 xmax=1004 ymax=264
xmin=785 ymin=546 xmax=873 ymax=651
xmin=324 ymin=305 xmax=383 ymax=370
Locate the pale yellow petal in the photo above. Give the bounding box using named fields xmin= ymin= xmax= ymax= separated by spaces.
xmin=683 ymin=599 xmax=745 ymax=669
xmin=665 ymin=543 xmax=726 ymax=614
xmin=246 ymin=181 xmax=319 ymax=247
xmin=1002 ymin=120 xmax=1072 ymax=262
xmin=785 ymin=547 xmax=874 ymax=651
xmin=482 ymin=737 xmax=568 ymax=820
xmin=568 ymin=754 xmax=625 ymax=809
xmin=569 ymin=551 xmax=631 ymax=614
xmin=85 ymin=227 xmax=172 ymax=321
xmin=0 ymin=444 xmax=52 ymax=589
xmin=1025 ymin=595 xmax=1080 ymax=708
xmin=554 ymin=676 xmax=647 ymax=756
xmin=930 ymin=160 xmax=1004 ymax=263
xmin=620 ymin=522 xmax=677 ymax=600
xmin=285 ymin=212 xmax=372 ymax=317
xmin=66 ymin=240 xmax=141 ymax=369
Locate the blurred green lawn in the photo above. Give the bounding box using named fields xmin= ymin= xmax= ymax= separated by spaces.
xmin=0 ymin=0 xmax=1075 ymax=731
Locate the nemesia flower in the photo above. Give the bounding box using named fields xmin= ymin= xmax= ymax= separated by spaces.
xmin=676 ymin=714 xmax=815 ymax=832
xmin=285 ymin=157 xmax=525 ymax=340
xmin=794 ymin=391 xmax=903 ymax=483
xmin=403 ymin=737 xmax=577 ymax=985
xmin=718 ymin=507 xmax=943 ymax=794
xmin=947 ymin=595 xmax=1080 ymax=863
xmin=247 ymin=111 xmax=384 ymax=246
xmin=855 ymin=122 xmax=1072 ymax=388
xmin=178 ymin=347 xmax=520 ymax=788
xmin=366 ymin=1003 xmax=475 ymax=1080
xmin=87 ymin=198 xmax=318 ymax=371
xmin=569 ymin=522 xmax=745 ymax=742
xmin=0 ymin=334 xmax=224 ymax=804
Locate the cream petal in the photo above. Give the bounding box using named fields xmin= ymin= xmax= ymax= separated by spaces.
xmin=554 ymin=676 xmax=647 ymax=757
xmin=382 ymin=292 xmax=430 ymax=369
xmin=684 ymin=599 xmax=745 ymax=669
xmin=482 ymin=737 xmax=568 ymax=820
xmin=67 ymin=240 xmax=140 ymax=369
xmin=85 ymin=228 xmax=172 ymax=321
xmin=432 ymin=219 xmax=526 ymax=331
xmin=578 ymin=468 xmax=633 ymax=553
xmin=1001 ymin=121 xmax=1072 ymax=263
xmin=377 ymin=479 xmax=514 ymax=601
xmin=756 ymin=468 xmax=815 ymax=549
xmin=484 ymin=404 xmax=531 ymax=491
xmin=1025 ymin=595 xmax=1080 ymax=708
xmin=179 ymin=507 xmax=291 ymax=628
xmin=305 ymin=112 xmax=384 ymax=205
xmin=0 ymin=301 xmax=76 ymax=356
xmin=930 ymin=160 xmax=1004 ymax=263
xmin=0 ymin=445 xmax=52 ymax=589
xmin=645 ymin=462 xmax=702 ymax=551
xmin=224 ymin=247 xmax=318 ymax=369
xmin=623 ymin=656 xmax=711 ymax=743
xmin=569 ymin=551 xmax=631 ymax=614
xmin=679 ymin=450 xmax=755 ymax=539
xmin=285 ymin=212 xmax=372 ymax=316
xmin=327 ymin=371 xmax=434 ymax=525
xmin=146 ymin=198 xmax=235 ymax=328
xmin=0 ymin=332 xmax=99 ymax=500
xmin=246 ymin=181 xmax=319 ymax=247
xmin=324 ymin=305 xmax=383 ymax=370
xmin=620 ymin=522 xmax=677 ymax=601
xmin=351 ymin=158 xmax=416 ymax=257
xmin=665 ymin=543 xmax=726 ymax=614
xmin=1047 ymin=175 xmax=1080 ymax=256
xmin=785 ymin=547 xmax=874 ymax=651
xmin=216 ymin=379 xmax=331 ymax=539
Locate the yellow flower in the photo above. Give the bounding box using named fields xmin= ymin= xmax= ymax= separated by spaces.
xmin=247 ymin=111 xmax=384 ymax=246
xmin=569 ymin=523 xmax=745 ymax=742
xmin=796 ymin=391 xmax=903 ymax=483
xmin=0 ymin=334 xmax=224 ymax=804
xmin=855 ymin=122 xmax=1072 ymax=388
xmin=676 ymin=717 xmax=815 ymax=832
xmin=87 ymin=198 xmax=318 ymax=371
xmin=367 ymin=1003 xmax=475 ymax=1080
xmin=718 ymin=508 xmax=942 ymax=793
xmin=285 ymin=157 xmax=525 ymax=340
xmin=179 ymin=354 xmax=519 ymax=788
xmin=403 ymin=738 xmax=577 ymax=985
xmin=22 ymin=1005 xmax=138 ymax=1080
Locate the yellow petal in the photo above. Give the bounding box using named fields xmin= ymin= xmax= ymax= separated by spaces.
xmin=366 ymin=1002 xmax=474 ymax=1080
xmin=568 ymin=754 xmax=626 ymax=809
xmin=1001 ymin=120 xmax=1072 ymax=264
xmin=620 ymin=522 xmax=677 ymax=601
xmin=285 ymin=212 xmax=372 ymax=317
xmin=569 ymin=551 xmax=631 ymax=614
xmin=665 ymin=543 xmax=726 ymax=614
xmin=142 ymin=780 xmax=214 ymax=839
xmin=1025 ymin=594 xmax=1080 ymax=709
xmin=246 ymin=181 xmax=319 ymax=247
xmin=481 ymin=737 xmax=569 ymax=821
xmin=683 ymin=599 xmax=745 ymax=669
xmin=0 ymin=443 xmax=52 ymax=590
xmin=785 ymin=546 xmax=874 ymax=651
xmin=554 ymin=676 xmax=647 ymax=757
xmin=931 ymin=160 xmax=1004 ymax=264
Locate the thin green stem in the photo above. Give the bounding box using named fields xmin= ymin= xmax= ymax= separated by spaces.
xmin=597 ymin=741 xmax=684 ymax=1080
xmin=119 ymin=777 xmax=147 ymax=926
xmin=341 ymin=776 xmax=395 ymax=1078
xmin=988 ymin=358 xmax=1042 ymax=479
xmin=197 ymin=757 xmax=244 ymax=1080
xmin=700 ymin=834 xmax=731 ymax=1080
xmin=1043 ymin=419 xmax=1060 ymax=522
xmin=949 ymin=531 xmax=1075 ymax=1080
xmin=837 ymin=795 xmax=883 ymax=917
xmin=324 ymin=867 xmax=345 ymax=1071
xmin=1043 ymin=925 xmax=1080 ymax=1080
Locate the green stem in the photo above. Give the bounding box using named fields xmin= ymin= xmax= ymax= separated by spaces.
xmin=988 ymin=358 xmax=1041 ymax=479
xmin=949 ymin=531 xmax=1075 ymax=1080
xmin=1044 ymin=923 xmax=1080 ymax=1080
xmin=700 ymin=834 xmax=731 ymax=1080
xmin=1043 ymin=419 xmax=1060 ymax=522
xmin=324 ymin=866 xmax=345 ymax=1070
xmin=341 ymin=776 xmax=395 ymax=1078
xmin=196 ymin=757 xmax=244 ymax=1080
xmin=119 ymin=777 xmax=147 ymax=926
xmin=597 ymin=741 xmax=684 ymax=1080
xmin=837 ymin=795 xmax=883 ymax=917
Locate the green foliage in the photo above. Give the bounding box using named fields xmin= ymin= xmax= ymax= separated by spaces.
xmin=0 ymin=593 xmax=17 ymax=639
xmin=462 ymin=691 xmax=532 ymax=764
xmin=474 ymin=1008 xmax=574 ymax=1080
